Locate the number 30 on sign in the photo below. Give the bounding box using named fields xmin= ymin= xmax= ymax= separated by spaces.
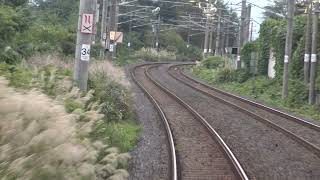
xmin=81 ymin=44 xmax=91 ymax=61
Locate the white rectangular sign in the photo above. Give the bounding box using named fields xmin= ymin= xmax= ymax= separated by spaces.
xmin=81 ymin=44 xmax=91 ymax=61
xmin=81 ymin=14 xmax=94 ymax=34
xmin=311 ymin=54 xmax=317 ymax=63
xmin=109 ymin=44 xmax=114 ymax=52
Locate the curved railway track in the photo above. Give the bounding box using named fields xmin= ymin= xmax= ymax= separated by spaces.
xmin=131 ymin=63 xmax=248 ymax=180
xmin=168 ymin=64 xmax=320 ymax=158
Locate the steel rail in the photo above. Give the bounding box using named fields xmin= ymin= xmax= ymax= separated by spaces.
xmin=176 ymin=64 xmax=320 ymax=132
xmin=131 ymin=64 xmax=177 ymax=180
xmin=168 ymin=64 xmax=320 ymax=158
xmin=146 ymin=64 xmax=249 ymax=180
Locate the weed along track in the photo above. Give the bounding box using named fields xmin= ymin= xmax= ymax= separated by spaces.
xmin=169 ymin=64 xmax=320 ymax=157
xmin=148 ymin=63 xmax=320 ymax=179
xmin=131 ymin=63 xmax=248 ymax=180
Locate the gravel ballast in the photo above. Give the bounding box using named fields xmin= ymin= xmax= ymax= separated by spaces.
xmin=149 ymin=64 xmax=320 ymax=179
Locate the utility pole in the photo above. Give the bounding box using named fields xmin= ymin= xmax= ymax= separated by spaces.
xmin=215 ymin=9 xmax=222 ymax=56
xmin=74 ymin=0 xmax=97 ymax=91
xmin=92 ymin=1 xmax=98 ymax=43
xmin=128 ymin=12 xmax=133 ymax=54
xmin=309 ymin=1 xmax=319 ymax=104
xmin=221 ymin=23 xmax=226 ymax=55
xmin=156 ymin=14 xmax=160 ymax=52
xmin=204 ymin=15 xmax=210 ymax=58
xmin=100 ymin=0 xmax=108 ymax=60
xmin=282 ymin=0 xmax=295 ymax=99
xmin=187 ymin=14 xmax=191 ymax=48
xmin=225 ymin=19 xmax=230 ymax=49
xmin=108 ymin=0 xmax=118 ymax=59
xmin=244 ymin=4 xmax=251 ymax=43
xmin=209 ymin=19 xmax=214 ymax=55
xmin=304 ymin=0 xmax=312 ymax=84
xmin=203 ymin=0 xmax=212 ymax=59
xmin=112 ymin=0 xmax=119 ymax=58
xmin=250 ymin=21 xmax=254 ymax=42
xmin=236 ymin=0 xmax=246 ymax=69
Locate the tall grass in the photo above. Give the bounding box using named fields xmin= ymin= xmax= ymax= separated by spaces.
xmin=0 ymin=77 xmax=98 ymax=179
xmin=133 ymin=47 xmax=176 ymax=62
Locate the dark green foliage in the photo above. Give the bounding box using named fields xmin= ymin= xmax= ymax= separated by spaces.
xmin=88 ymin=72 xmax=134 ymax=123
xmin=0 ymin=0 xmax=77 ymax=64
xmin=284 ymin=80 xmax=308 ymax=107
xmin=64 ymin=97 xmax=84 ymax=113
xmin=263 ymin=0 xmax=287 ymax=19
xmin=215 ymin=68 xmax=250 ymax=83
xmin=241 ymin=42 xmax=256 ymax=70
xmin=91 ymin=121 xmax=141 ymax=152
xmin=257 ymin=16 xmax=305 ymax=79
xmin=257 ymin=19 xmax=278 ymax=75
xmin=1 ymin=0 xmax=27 ymax=7
xmin=180 ymin=46 xmax=203 ymax=62
xmin=202 ymin=56 xmax=224 ymax=69
xmin=290 ymin=37 xmax=304 ymax=80
xmin=0 ymin=63 xmax=33 ymax=88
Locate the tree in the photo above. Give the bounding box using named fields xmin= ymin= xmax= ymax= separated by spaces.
xmin=263 ymin=0 xmax=287 ymax=19
xmin=1 ymin=0 xmax=27 ymax=7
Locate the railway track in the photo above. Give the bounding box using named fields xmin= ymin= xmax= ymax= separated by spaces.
xmin=131 ymin=63 xmax=248 ymax=180
xmin=168 ymin=64 xmax=320 ymax=158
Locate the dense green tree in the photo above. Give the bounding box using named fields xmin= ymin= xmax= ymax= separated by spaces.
xmin=1 ymin=0 xmax=27 ymax=7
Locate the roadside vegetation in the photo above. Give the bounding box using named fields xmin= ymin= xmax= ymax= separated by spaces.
xmin=115 ymin=30 xmax=203 ymax=66
xmin=190 ymin=1 xmax=320 ymax=122
xmin=192 ymin=56 xmax=320 ymax=121
xmin=0 ymin=0 xmax=142 ymax=178
xmin=0 ymin=54 xmax=140 ymax=179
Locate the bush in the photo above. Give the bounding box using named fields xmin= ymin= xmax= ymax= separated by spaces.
xmin=91 ymin=121 xmax=141 ymax=152
xmin=215 ymin=68 xmax=250 ymax=83
xmin=64 ymin=97 xmax=84 ymax=113
xmin=202 ymin=56 xmax=225 ymax=69
xmin=235 ymin=69 xmax=251 ymax=83
xmin=285 ymin=80 xmax=308 ymax=107
xmin=0 ymin=78 xmax=98 ymax=179
xmin=88 ymin=69 xmax=134 ymax=123
xmin=133 ymin=48 xmax=176 ymax=62
xmin=0 ymin=63 xmax=33 ymax=89
xmin=0 ymin=47 xmax=22 ymax=64
xmin=215 ymin=68 xmax=236 ymax=83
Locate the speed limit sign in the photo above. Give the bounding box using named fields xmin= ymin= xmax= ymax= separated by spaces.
xmin=81 ymin=44 xmax=91 ymax=61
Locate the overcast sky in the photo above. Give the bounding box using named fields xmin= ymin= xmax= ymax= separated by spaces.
xmin=227 ymin=0 xmax=273 ymax=38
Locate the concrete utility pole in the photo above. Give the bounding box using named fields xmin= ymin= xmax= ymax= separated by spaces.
xmin=215 ymin=9 xmax=222 ymax=56
xmin=221 ymin=22 xmax=225 ymax=55
xmin=108 ymin=0 xmax=118 ymax=59
xmin=187 ymin=14 xmax=191 ymax=48
xmin=156 ymin=14 xmax=160 ymax=52
xmin=244 ymin=4 xmax=251 ymax=43
xmin=203 ymin=0 xmax=212 ymax=58
xmin=250 ymin=21 xmax=254 ymax=42
xmin=74 ymin=0 xmax=97 ymax=91
xmin=100 ymin=0 xmax=108 ymax=59
xmin=225 ymin=19 xmax=230 ymax=49
xmin=92 ymin=1 xmax=98 ymax=43
xmin=309 ymin=1 xmax=319 ymax=104
xmin=304 ymin=0 xmax=312 ymax=84
xmin=282 ymin=0 xmax=295 ymax=99
xmin=128 ymin=12 xmax=133 ymax=54
xmin=236 ymin=0 xmax=246 ymax=69
xmin=209 ymin=19 xmax=214 ymax=55
xmin=204 ymin=15 xmax=210 ymax=58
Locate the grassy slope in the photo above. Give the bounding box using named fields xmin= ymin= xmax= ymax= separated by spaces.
xmin=191 ymin=67 xmax=320 ymax=121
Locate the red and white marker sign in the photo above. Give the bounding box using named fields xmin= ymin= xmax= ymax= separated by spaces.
xmin=81 ymin=14 xmax=94 ymax=34
xmin=110 ymin=31 xmax=123 ymax=43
